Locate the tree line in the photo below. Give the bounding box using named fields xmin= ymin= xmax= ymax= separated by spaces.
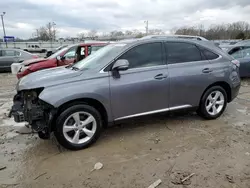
xmin=18 ymin=21 xmax=250 ymax=41
xmin=172 ymin=21 xmax=250 ymax=40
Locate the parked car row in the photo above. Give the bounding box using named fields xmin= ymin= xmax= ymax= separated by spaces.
xmin=10 ymin=37 xmax=241 ymax=150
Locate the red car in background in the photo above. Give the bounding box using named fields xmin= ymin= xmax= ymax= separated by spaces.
xmin=17 ymin=42 xmax=108 ymax=79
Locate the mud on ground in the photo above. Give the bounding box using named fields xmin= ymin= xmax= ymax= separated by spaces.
xmin=0 ymin=73 xmax=250 ymax=188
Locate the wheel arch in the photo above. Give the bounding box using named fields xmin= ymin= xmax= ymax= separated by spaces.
xmin=201 ymin=81 xmax=232 ymax=103
xmin=51 ymin=98 xmax=109 ymax=131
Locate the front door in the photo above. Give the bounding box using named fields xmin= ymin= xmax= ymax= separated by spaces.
xmin=109 ymin=42 xmax=169 ymax=120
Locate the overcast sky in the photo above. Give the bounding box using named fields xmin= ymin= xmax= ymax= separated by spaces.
xmin=1 ymin=0 xmax=250 ymax=38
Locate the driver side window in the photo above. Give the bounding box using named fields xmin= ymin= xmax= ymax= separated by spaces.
xmin=63 ymin=47 xmax=76 ymax=59
xmin=118 ymin=42 xmax=164 ymax=69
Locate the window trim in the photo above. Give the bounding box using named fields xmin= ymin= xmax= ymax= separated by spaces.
xmin=120 ymin=64 xmax=168 ymax=74
xmin=164 ymin=41 xmax=204 ymax=65
xmin=101 ymin=41 xmax=166 ymax=72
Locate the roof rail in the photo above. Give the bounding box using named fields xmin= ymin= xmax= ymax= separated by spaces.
xmin=141 ymin=35 xmax=208 ymax=41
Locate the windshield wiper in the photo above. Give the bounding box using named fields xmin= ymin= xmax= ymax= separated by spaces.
xmin=71 ymin=66 xmax=79 ymax=71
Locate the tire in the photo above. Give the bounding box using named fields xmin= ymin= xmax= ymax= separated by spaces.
xmin=197 ymin=86 xmax=227 ymax=120
xmin=54 ymin=104 xmax=102 ymax=150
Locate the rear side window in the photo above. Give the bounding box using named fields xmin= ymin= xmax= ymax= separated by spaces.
xmin=91 ymin=46 xmax=105 ymax=53
xmin=119 ymin=42 xmax=164 ymax=69
xmin=15 ymin=51 xmax=21 ymax=56
xmin=200 ymin=47 xmax=219 ymax=60
xmin=165 ymin=42 xmax=202 ymax=64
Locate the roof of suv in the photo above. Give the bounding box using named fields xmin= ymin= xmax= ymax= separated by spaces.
xmin=114 ymin=38 xmax=229 ymax=58
xmin=116 ymin=38 xmax=214 ymax=47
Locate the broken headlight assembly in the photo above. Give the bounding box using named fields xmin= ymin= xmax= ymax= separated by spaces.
xmin=12 ymin=87 xmax=46 ymax=124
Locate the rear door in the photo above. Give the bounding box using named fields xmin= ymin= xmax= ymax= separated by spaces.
xmin=165 ymin=42 xmax=212 ymax=108
xmin=109 ymin=42 xmax=170 ymax=120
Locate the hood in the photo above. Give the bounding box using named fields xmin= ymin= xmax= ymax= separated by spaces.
xmin=22 ymin=58 xmax=46 ymax=66
xmin=17 ymin=66 xmax=83 ymax=91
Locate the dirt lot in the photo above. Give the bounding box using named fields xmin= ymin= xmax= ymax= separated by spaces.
xmin=0 ymin=73 xmax=250 ymax=188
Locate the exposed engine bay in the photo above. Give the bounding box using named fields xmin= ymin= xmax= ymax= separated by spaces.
xmin=11 ymin=88 xmax=55 ymax=139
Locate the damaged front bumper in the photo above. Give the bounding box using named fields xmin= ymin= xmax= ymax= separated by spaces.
xmin=10 ymin=89 xmax=56 ymax=138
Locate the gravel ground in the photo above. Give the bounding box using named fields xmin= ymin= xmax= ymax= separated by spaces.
xmin=0 ymin=73 xmax=250 ymax=188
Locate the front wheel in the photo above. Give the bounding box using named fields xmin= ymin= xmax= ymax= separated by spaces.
xmin=54 ymin=104 xmax=102 ymax=150
xmin=197 ymin=86 xmax=227 ymax=120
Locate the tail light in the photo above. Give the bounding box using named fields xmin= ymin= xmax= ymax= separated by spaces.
xmin=232 ymin=59 xmax=240 ymax=67
xmin=32 ymin=55 xmax=39 ymax=59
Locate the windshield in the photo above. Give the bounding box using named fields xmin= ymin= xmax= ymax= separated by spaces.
xmin=72 ymin=44 xmax=126 ymax=70
xmin=47 ymin=47 xmax=68 ymax=59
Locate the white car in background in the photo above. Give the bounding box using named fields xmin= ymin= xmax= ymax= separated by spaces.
xmin=23 ymin=44 xmax=47 ymax=53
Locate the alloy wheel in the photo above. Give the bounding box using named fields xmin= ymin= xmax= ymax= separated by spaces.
xmin=205 ymin=90 xmax=225 ymax=116
xmin=62 ymin=111 xmax=97 ymax=144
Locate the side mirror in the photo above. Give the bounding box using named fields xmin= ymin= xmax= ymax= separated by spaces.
xmin=112 ymin=59 xmax=129 ymax=71
xmin=56 ymin=56 xmax=61 ymax=61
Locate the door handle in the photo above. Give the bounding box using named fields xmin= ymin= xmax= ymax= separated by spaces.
xmin=154 ymin=74 xmax=167 ymax=80
xmin=202 ymin=68 xmax=213 ymax=73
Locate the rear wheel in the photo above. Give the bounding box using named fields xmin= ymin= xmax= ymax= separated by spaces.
xmin=197 ymin=86 xmax=227 ymax=120
xmin=54 ymin=104 xmax=102 ymax=150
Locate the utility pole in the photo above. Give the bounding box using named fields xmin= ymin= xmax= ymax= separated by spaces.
xmin=144 ymin=20 xmax=148 ymax=35
xmin=52 ymin=22 xmax=56 ymax=41
xmin=1 ymin=12 xmax=7 ymax=48
xmin=49 ymin=22 xmax=56 ymax=48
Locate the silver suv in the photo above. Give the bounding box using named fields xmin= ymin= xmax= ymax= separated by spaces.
xmin=11 ymin=38 xmax=241 ymax=150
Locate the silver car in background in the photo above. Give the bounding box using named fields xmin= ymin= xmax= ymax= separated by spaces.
xmin=11 ymin=38 xmax=240 ymax=150
xmin=0 ymin=48 xmax=38 ymax=72
xmin=227 ymin=45 xmax=250 ymax=77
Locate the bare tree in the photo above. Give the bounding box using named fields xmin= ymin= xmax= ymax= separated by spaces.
xmin=148 ymin=29 xmax=165 ymax=35
xmin=77 ymin=32 xmax=86 ymax=40
xmin=33 ymin=22 xmax=58 ymax=41
xmin=125 ymin=30 xmax=133 ymax=35
xmin=86 ymin=30 xmax=97 ymax=39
